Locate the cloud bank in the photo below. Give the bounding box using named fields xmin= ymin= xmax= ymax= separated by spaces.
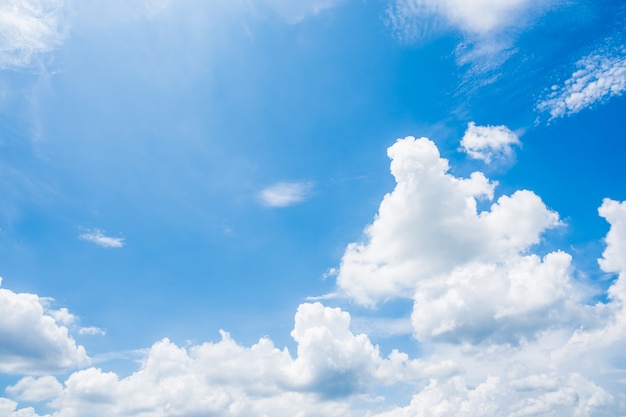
xmin=2 ymin=134 xmax=626 ymax=416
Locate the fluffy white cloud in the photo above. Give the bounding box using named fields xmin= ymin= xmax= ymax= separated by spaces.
xmin=0 ymin=0 xmax=66 ymax=69
xmin=460 ymin=122 xmax=520 ymax=163
xmin=5 ymin=376 xmax=63 ymax=403
xmin=0 ymin=278 xmax=89 ymax=374
xmin=538 ymin=45 xmax=626 ymax=119
xmin=259 ymin=181 xmax=314 ymax=207
xmin=8 ymin=302 xmax=423 ymax=417
xmin=337 ymin=136 xmax=560 ymax=305
xmin=372 ymin=373 xmax=612 ymax=417
xmin=78 ymin=229 xmax=124 ymax=248
xmin=4 ymin=136 xmax=626 ymax=416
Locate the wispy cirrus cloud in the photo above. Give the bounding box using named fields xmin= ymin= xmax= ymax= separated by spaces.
xmin=386 ymin=0 xmax=561 ymax=76
xmin=537 ymin=43 xmax=626 ymax=119
xmin=79 ymin=229 xmax=124 ymax=248
xmin=259 ymin=181 xmax=314 ymax=207
xmin=0 ymin=0 xmax=67 ymax=69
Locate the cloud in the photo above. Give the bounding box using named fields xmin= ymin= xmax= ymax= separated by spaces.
xmin=78 ymin=229 xmax=124 ymax=248
xmin=386 ymin=0 xmax=560 ymax=73
xmin=388 ymin=0 xmax=534 ymax=37
xmin=336 ymin=136 xmax=560 ymax=306
xmin=5 ymin=302 xmax=424 ymax=416
xmin=0 ymin=278 xmax=89 ymax=374
xmin=4 ymin=147 xmax=626 ymax=414
xmin=460 ymin=122 xmax=521 ymax=163
xmin=259 ymin=181 xmax=314 ymax=207
xmin=537 ymin=44 xmax=626 ymax=119
xmin=77 ymin=326 xmax=106 ymax=336
xmin=0 ymin=0 xmax=66 ymax=69
xmin=5 ymin=376 xmax=63 ymax=402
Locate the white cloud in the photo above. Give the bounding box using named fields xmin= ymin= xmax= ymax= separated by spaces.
xmin=460 ymin=122 xmax=521 ymax=163
xmin=78 ymin=229 xmax=124 ymax=248
xmin=5 ymin=139 xmax=626 ymax=416
xmin=4 ymin=192 xmax=626 ymax=415
xmin=11 ymin=302 xmax=423 ymax=417
xmin=47 ymin=307 xmax=76 ymax=327
xmin=372 ymin=373 xmax=612 ymax=417
xmin=5 ymin=376 xmax=63 ymax=403
xmin=388 ymin=0 xmax=532 ymax=37
xmin=77 ymin=326 xmax=105 ymax=336
xmin=259 ymin=181 xmax=314 ymax=207
xmin=0 ymin=278 xmax=89 ymax=374
xmin=387 ymin=0 xmax=560 ymax=72
xmin=538 ymin=45 xmax=626 ymax=119
xmin=337 ymin=136 xmax=560 ymax=306
xmin=0 ymin=0 xmax=66 ymax=69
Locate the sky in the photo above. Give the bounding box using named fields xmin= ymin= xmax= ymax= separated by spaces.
xmin=1 ymin=0 xmax=626 ymax=415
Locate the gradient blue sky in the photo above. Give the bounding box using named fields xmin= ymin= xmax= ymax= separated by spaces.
xmin=1 ymin=0 xmax=626 ymax=416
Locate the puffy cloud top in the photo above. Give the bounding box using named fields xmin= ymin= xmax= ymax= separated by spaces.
xmin=0 ymin=278 xmax=89 ymax=374
xmin=337 ymin=136 xmax=560 ymax=306
xmin=460 ymin=122 xmax=520 ymax=163
xmin=0 ymin=0 xmax=66 ymax=69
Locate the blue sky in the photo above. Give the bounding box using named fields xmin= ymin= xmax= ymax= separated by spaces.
xmin=1 ymin=0 xmax=626 ymax=415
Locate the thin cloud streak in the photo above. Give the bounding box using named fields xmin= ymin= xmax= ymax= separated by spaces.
xmin=79 ymin=229 xmax=125 ymax=248
xmin=259 ymin=181 xmax=314 ymax=207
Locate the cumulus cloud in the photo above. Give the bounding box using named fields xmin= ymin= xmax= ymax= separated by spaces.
xmin=460 ymin=122 xmax=521 ymax=163
xmin=0 ymin=278 xmax=89 ymax=374
xmin=259 ymin=181 xmax=314 ymax=207
xmin=538 ymin=44 xmax=626 ymax=119
xmin=5 ymin=376 xmax=63 ymax=402
xmin=337 ymin=136 xmax=560 ymax=306
xmin=2 ymin=302 xmax=425 ymax=417
xmin=4 ymin=136 xmax=626 ymax=416
xmin=78 ymin=229 xmax=124 ymax=248
xmin=0 ymin=0 xmax=66 ymax=69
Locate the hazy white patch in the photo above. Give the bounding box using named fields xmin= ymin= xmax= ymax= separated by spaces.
xmin=460 ymin=122 xmax=521 ymax=163
xmin=77 ymin=326 xmax=105 ymax=336
xmin=0 ymin=0 xmax=66 ymax=69
xmin=350 ymin=317 xmax=413 ymax=338
xmin=259 ymin=181 xmax=314 ymax=207
xmin=141 ymin=0 xmax=171 ymax=18
xmin=388 ymin=0 xmax=532 ymax=36
xmin=79 ymin=229 xmax=124 ymax=248
xmin=387 ymin=0 xmax=560 ymax=74
xmin=262 ymin=0 xmax=343 ymax=23
xmin=538 ymin=45 xmax=626 ymax=119
xmin=0 ymin=278 xmax=89 ymax=374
